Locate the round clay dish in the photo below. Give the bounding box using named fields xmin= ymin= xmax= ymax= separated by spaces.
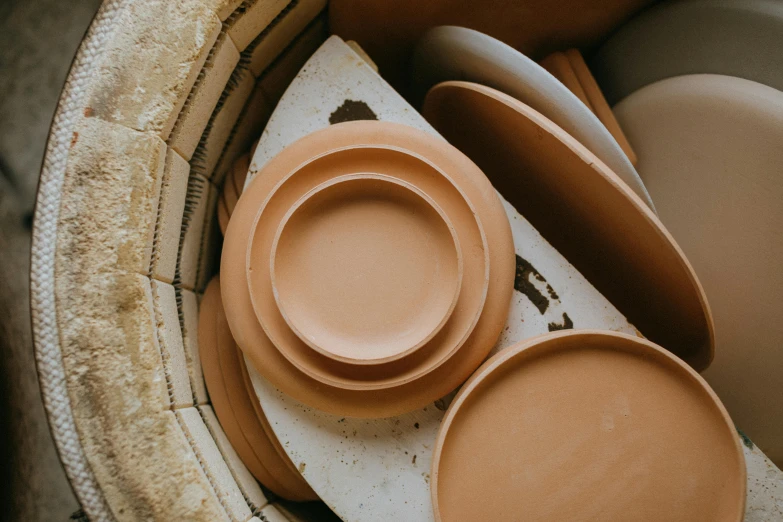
xmin=271 ymin=173 xmax=463 ymax=365
xmin=245 ymin=143 xmax=488 ymax=390
xmin=221 ymin=121 xmax=515 ymax=417
xmin=410 ymin=25 xmax=655 ymax=210
xmin=422 ymin=81 xmax=714 ymax=371
xmin=432 ymin=330 xmax=746 ymax=522
xmin=198 ymin=278 xmax=316 ymax=500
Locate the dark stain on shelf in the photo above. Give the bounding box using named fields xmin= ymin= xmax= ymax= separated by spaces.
xmin=329 ymin=99 xmax=378 ymax=124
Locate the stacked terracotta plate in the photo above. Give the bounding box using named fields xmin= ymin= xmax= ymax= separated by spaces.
xmin=199 ymin=278 xmax=318 ymax=501
xmin=220 ymin=120 xmax=516 ymax=418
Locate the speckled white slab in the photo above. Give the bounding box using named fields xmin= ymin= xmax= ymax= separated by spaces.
xmin=246 ymin=36 xmax=783 ymax=521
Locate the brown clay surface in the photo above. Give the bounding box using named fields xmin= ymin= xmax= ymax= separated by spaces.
xmin=422 ymin=82 xmax=713 ymax=371
xmin=433 ymin=330 xmax=745 ymax=522
xmin=221 ymin=121 xmax=515 ymax=417
xmin=244 ymin=144 xmax=490 ymax=390
xmin=271 ymin=174 xmax=462 ymax=365
xmin=199 ymin=278 xmax=317 ymax=501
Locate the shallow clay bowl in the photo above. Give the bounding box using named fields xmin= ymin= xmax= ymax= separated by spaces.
xmin=432 ymin=330 xmax=745 ymax=522
xmin=221 ymin=121 xmax=515 ymax=417
xmin=422 ymin=81 xmax=714 ymax=371
xmin=198 ymin=277 xmax=317 ymax=501
xmin=271 ymin=173 xmax=463 ymax=365
xmin=243 ymin=142 xmax=490 ymax=390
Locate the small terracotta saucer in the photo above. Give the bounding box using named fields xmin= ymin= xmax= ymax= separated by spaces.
xmin=245 ymin=144 xmax=488 ymax=390
xmin=271 ymin=173 xmax=463 ymax=365
xmin=422 ymin=81 xmax=714 ymax=371
xmin=199 ymin=277 xmax=317 ymax=501
xmin=432 ymin=330 xmax=746 ymax=522
xmin=221 ymin=121 xmax=515 ymax=417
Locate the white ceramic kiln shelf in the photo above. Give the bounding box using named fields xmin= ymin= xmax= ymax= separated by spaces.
xmin=245 ymin=36 xmax=783 ymax=521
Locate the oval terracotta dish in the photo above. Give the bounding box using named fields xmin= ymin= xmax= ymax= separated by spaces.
xmin=422 ymin=81 xmax=714 ymax=371
xmin=432 ymin=330 xmax=746 ymax=522
xmin=222 ymin=121 xmax=515 ymax=417
xmin=198 ymin=277 xmax=317 ymax=501
xmin=410 ymin=25 xmax=655 ymax=210
xmin=271 ymin=173 xmax=463 ymax=365
xmin=591 ymin=0 xmax=783 ymax=105
xmin=245 ymin=144 xmax=489 ymax=390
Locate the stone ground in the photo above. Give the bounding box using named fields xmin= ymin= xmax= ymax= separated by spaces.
xmin=0 ymin=0 xmax=102 ymax=519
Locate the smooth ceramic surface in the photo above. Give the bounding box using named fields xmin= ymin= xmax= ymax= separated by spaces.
xmin=244 ymin=144 xmax=489 ymax=390
xmin=222 ymin=120 xmax=515 ymax=417
xmin=198 ymin=278 xmax=317 ymax=501
xmin=271 ymin=173 xmax=463 ymax=365
xmin=423 ymin=81 xmax=714 ymax=371
xmin=591 ymin=0 xmax=783 ymax=105
xmin=614 ymin=74 xmax=783 ymax=465
xmin=432 ymin=330 xmax=746 ymax=522
xmin=410 ymin=26 xmax=654 ymax=210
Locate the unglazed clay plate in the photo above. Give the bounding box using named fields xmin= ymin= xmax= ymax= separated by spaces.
xmin=614 ymin=74 xmax=783 ymax=465
xmin=410 ymin=25 xmax=654 ymax=210
xmin=423 ymin=81 xmax=714 ymax=372
xmin=271 ymin=173 xmax=463 ymax=365
xmin=245 ymin=144 xmax=489 ymax=390
xmin=591 ymin=0 xmax=783 ymax=105
xmin=236 ymin=354 xmax=316 ymax=502
xmin=198 ymin=277 xmax=317 ymax=501
xmin=222 ymin=121 xmax=515 ymax=417
xmin=432 ymin=330 xmax=746 ymax=522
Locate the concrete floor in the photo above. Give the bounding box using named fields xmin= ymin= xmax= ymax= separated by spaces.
xmin=0 ymin=0 xmax=102 ymax=519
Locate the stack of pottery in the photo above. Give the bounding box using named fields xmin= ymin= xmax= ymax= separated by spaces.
xmin=219 ymin=120 xmax=516 ymax=418
xmin=199 ymin=278 xmax=318 ymax=501
xmin=35 ymin=1 xmax=783 ymax=521
xmin=203 ymin=25 xmax=751 ymax=519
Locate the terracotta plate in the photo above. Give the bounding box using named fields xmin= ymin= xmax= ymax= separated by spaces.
xmin=422 ymin=81 xmax=714 ymax=371
xmin=222 ymin=121 xmax=515 ymax=417
xmin=244 ymin=144 xmax=488 ymax=390
xmin=271 ymin=173 xmax=463 ymax=365
xmin=236 ymin=354 xmax=316 ymax=502
xmin=198 ymin=278 xmax=317 ymax=501
xmin=410 ymin=25 xmax=654 ymax=210
xmin=432 ymin=330 xmax=746 ymax=522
